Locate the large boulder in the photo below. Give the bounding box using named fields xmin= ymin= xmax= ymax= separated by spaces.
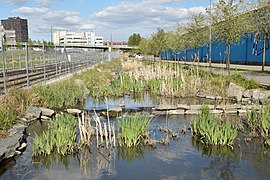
xmin=228 ymin=82 xmax=244 ymax=102
xmin=0 ymin=124 xmax=27 ymax=163
xmin=25 ymin=106 xmax=42 ymax=119
xmin=251 ymin=89 xmax=270 ymax=100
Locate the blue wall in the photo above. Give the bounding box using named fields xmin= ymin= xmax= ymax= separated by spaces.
xmin=160 ymin=34 xmax=270 ymax=65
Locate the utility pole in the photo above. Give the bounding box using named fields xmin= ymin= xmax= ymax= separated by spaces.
xmin=51 ymin=26 xmax=53 ymax=44
xmin=25 ymin=42 xmax=30 ymax=87
xmin=209 ymin=0 xmax=212 ymax=67
xmin=1 ymin=33 xmax=6 ymax=95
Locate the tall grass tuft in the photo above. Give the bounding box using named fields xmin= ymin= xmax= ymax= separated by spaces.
xmin=0 ymin=88 xmax=34 ymax=131
xmin=117 ymin=115 xmax=150 ymax=148
xmin=32 ymin=80 xmax=86 ymax=109
xmin=191 ymin=106 xmax=238 ymax=147
xmin=32 ymin=114 xmax=77 ymax=156
xmin=248 ymin=105 xmax=270 ymax=136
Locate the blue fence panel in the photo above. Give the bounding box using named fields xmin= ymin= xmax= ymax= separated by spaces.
xmin=160 ymin=34 xmax=270 ymax=65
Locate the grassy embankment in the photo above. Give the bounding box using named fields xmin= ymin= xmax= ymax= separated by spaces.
xmin=0 ymin=59 xmax=263 ymax=135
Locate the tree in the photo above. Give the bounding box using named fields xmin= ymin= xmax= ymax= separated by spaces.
xmin=149 ymin=28 xmax=170 ymax=57
xmin=16 ymin=41 xmax=23 ymax=49
xmin=138 ymin=38 xmax=151 ymax=55
xmin=185 ymin=13 xmax=208 ymax=61
xmin=128 ymin=33 xmax=142 ymax=46
xmin=251 ymin=0 xmax=270 ymax=71
xmin=28 ymin=38 xmax=33 ymax=47
xmin=210 ymin=0 xmax=247 ymax=72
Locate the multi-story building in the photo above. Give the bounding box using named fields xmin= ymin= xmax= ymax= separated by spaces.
xmin=0 ymin=25 xmax=16 ymax=46
xmin=53 ymin=31 xmax=103 ymax=46
xmin=1 ymin=17 xmax=28 ymax=43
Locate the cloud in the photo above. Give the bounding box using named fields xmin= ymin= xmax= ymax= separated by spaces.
xmin=90 ymin=0 xmax=205 ymax=40
xmin=13 ymin=7 xmax=48 ymax=15
xmin=10 ymin=0 xmax=206 ymax=41
xmin=0 ymin=0 xmax=27 ymax=6
xmin=34 ymin=0 xmax=54 ymax=6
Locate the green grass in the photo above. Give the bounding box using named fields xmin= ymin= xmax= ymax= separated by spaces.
xmin=117 ymin=114 xmax=150 ymax=148
xmin=32 ymin=80 xmax=86 ymax=109
xmin=32 ymin=114 xmax=77 ymax=156
xmin=191 ymin=106 xmax=238 ymax=147
xmin=0 ymin=88 xmax=34 ymax=131
xmin=229 ymin=74 xmax=261 ymax=89
xmin=248 ymin=105 xmax=270 ymax=136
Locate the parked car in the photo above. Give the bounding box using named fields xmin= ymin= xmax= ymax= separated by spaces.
xmin=135 ymin=54 xmax=144 ymax=60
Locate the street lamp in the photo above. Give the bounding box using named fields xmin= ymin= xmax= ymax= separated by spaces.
xmin=209 ymin=0 xmax=212 ymax=67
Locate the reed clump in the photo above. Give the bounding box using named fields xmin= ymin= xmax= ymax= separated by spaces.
xmin=32 ymin=114 xmax=77 ymax=156
xmin=122 ymin=60 xmax=228 ymax=97
xmin=191 ymin=107 xmax=238 ymax=147
xmin=117 ymin=115 xmax=150 ymax=148
xmin=247 ymin=105 xmax=270 ymax=137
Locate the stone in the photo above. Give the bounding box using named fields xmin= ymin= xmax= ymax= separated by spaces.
xmin=108 ymin=107 xmax=123 ymax=113
xmin=168 ymin=109 xmax=185 ymax=115
xmin=224 ymin=110 xmax=238 ymax=114
xmin=26 ymin=106 xmax=41 ymax=119
xmin=245 ymin=105 xmax=262 ymax=110
xmin=177 ymin=104 xmax=190 ymax=110
xmin=39 ymin=107 xmax=55 ymax=117
xmin=0 ymin=124 xmax=27 ymax=163
xmin=215 ymin=96 xmax=223 ymax=100
xmin=185 ymin=110 xmax=201 ymax=115
xmin=41 ymin=116 xmax=50 ymax=120
xmin=243 ymin=89 xmax=252 ymax=98
xmin=208 ymin=105 xmax=215 ymax=110
xmin=155 ymin=105 xmax=177 ymax=111
xmin=190 ymin=105 xmax=203 ymax=110
xmin=237 ymin=109 xmax=247 ymax=115
xmin=196 ymin=92 xmax=207 ymax=98
xmin=228 ymin=82 xmax=244 ymax=102
xmin=18 ymin=142 xmax=27 ymax=150
xmin=252 ymin=89 xmax=270 ymax=100
xmin=210 ymin=110 xmax=224 ymax=114
xmin=216 ymin=104 xmax=240 ymax=111
xmin=242 ymin=98 xmax=251 ymax=104
xmin=205 ymin=95 xmax=216 ymax=100
xmin=67 ymin=109 xmax=82 ymax=114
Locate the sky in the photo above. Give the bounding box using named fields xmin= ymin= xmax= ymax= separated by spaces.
xmin=0 ymin=0 xmax=210 ymax=42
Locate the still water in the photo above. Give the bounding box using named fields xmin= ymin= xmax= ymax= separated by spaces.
xmin=1 ymin=96 xmax=270 ymax=180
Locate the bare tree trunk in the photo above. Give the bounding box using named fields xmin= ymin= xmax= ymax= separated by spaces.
xmin=226 ymin=41 xmax=230 ymax=74
xmin=262 ymin=37 xmax=266 ymax=71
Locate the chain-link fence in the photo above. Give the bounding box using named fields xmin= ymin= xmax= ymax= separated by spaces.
xmin=0 ymin=46 xmax=118 ymax=95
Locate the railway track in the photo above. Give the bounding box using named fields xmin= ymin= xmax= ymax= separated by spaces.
xmin=0 ymin=58 xmax=101 ymax=94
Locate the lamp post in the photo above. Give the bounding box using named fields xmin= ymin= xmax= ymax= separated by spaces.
xmin=1 ymin=32 xmax=6 ymax=95
xmin=209 ymin=0 xmax=212 ymax=67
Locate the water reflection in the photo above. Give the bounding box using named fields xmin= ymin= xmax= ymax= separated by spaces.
xmin=192 ymin=139 xmax=239 ymax=179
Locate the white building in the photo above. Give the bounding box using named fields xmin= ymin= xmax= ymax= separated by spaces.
xmin=53 ymin=31 xmax=103 ymax=46
xmin=0 ymin=25 xmax=16 ymax=46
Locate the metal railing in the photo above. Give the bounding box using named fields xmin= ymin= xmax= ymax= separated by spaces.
xmin=0 ymin=46 xmax=117 ymax=95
